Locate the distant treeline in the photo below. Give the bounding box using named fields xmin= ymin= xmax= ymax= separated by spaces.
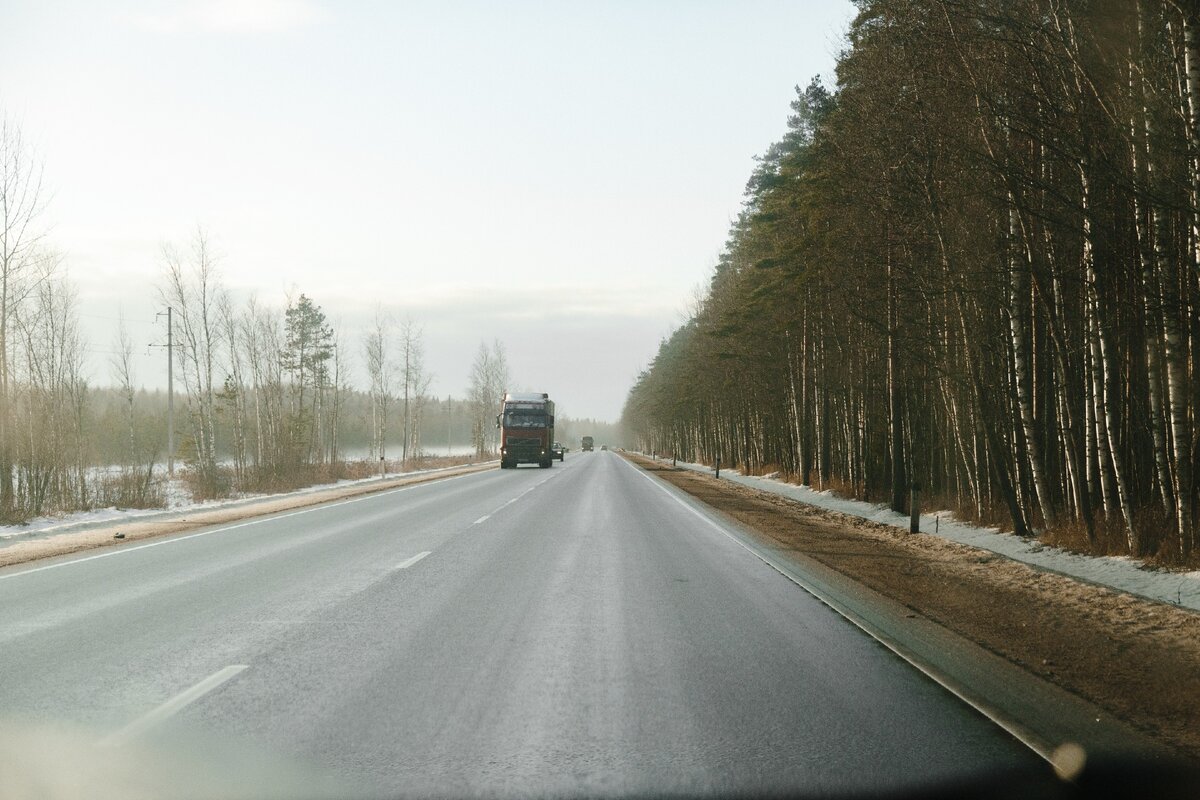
xmin=623 ymin=1 xmax=1200 ymax=563
xmin=87 ymin=388 xmax=607 ymax=465
xmin=86 ymin=387 xmax=480 ymax=465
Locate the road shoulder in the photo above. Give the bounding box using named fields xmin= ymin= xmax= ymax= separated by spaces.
xmin=0 ymin=463 xmax=495 ymax=571
xmin=625 ymin=454 xmax=1200 ymax=761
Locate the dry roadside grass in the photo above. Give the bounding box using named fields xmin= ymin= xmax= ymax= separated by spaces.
xmin=0 ymin=463 xmax=494 ymax=570
xmin=627 ymin=455 xmax=1200 ymax=760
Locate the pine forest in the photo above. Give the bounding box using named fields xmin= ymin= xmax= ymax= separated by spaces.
xmin=623 ymin=1 xmax=1200 ymax=563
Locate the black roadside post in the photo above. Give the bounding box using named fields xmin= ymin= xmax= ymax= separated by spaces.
xmin=715 ymin=456 xmax=721 ymax=479
xmin=910 ymin=481 xmax=921 ymax=533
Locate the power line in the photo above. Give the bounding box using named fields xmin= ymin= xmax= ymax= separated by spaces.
xmin=84 ymin=348 xmax=134 ymax=356
xmin=79 ymin=313 xmax=160 ymax=325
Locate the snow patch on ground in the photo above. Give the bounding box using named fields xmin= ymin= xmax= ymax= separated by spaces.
xmin=0 ymin=462 xmax=492 ymax=545
xmin=657 ymin=455 xmax=1200 ymax=612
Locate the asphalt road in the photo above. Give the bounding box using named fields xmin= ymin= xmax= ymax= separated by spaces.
xmin=0 ymin=451 xmax=1041 ymax=797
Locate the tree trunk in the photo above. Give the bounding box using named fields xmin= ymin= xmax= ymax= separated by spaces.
xmin=1009 ymin=205 xmax=1053 ymax=527
xmin=887 ymin=232 xmax=906 ymax=512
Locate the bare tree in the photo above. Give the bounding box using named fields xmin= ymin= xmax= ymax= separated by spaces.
xmin=0 ymin=115 xmax=48 ymax=516
xmin=467 ymin=343 xmax=491 ymax=457
xmin=408 ymin=367 xmax=434 ymax=459
xmin=467 ymin=339 xmax=509 ymax=456
xmin=363 ymin=308 xmax=393 ymax=462
xmin=398 ymin=316 xmax=431 ymax=462
xmin=218 ymin=293 xmax=249 ymax=486
xmin=240 ymin=297 xmax=286 ymax=477
xmin=103 ymin=311 xmax=159 ymax=507
xmin=110 ymin=312 xmax=138 ymax=466
xmin=14 ymin=270 xmax=86 ymax=514
xmin=325 ymin=326 xmax=348 ymax=466
xmin=159 ymin=228 xmax=227 ymax=493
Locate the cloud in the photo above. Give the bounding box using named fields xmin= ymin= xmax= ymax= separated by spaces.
xmin=311 ymin=281 xmax=685 ymax=324
xmin=130 ymin=0 xmax=325 ymax=35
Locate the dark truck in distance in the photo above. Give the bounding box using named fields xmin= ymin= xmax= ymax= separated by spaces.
xmin=581 ymin=436 xmax=594 ymax=452
xmin=498 ymin=392 xmax=555 ymax=469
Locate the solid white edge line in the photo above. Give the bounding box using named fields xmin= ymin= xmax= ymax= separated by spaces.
xmin=473 ymin=516 xmax=490 ymax=525
xmin=618 ymin=455 xmax=1056 ymax=765
xmin=397 ymin=551 xmax=431 ymax=569
xmin=0 ymin=469 xmax=491 ymax=583
xmin=97 ymin=665 xmax=249 ymax=748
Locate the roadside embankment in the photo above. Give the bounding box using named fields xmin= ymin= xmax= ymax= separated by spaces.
xmin=656 ymin=455 xmax=1200 ymax=610
xmin=0 ymin=461 xmax=496 ymax=570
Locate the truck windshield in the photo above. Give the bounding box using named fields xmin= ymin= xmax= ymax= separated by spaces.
xmin=504 ymin=410 xmax=547 ymax=428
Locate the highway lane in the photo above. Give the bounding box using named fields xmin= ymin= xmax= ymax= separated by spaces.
xmin=0 ymin=466 xmax=554 ymax=727
xmin=0 ymin=450 xmax=1041 ymax=796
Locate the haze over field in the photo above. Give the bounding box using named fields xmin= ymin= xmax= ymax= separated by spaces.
xmin=0 ymin=0 xmax=853 ymax=421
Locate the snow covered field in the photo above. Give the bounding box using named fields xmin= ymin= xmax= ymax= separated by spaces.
xmin=655 ymin=456 xmax=1200 ymax=613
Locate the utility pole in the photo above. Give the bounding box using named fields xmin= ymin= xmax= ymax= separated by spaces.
xmin=402 ymin=346 xmax=410 ymax=468
xmin=168 ymin=306 xmax=174 ymax=477
xmin=446 ymin=395 xmax=452 ymax=456
xmin=154 ymin=307 xmax=176 ymax=477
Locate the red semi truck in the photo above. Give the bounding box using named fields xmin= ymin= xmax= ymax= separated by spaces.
xmin=497 ymin=392 xmax=555 ymax=469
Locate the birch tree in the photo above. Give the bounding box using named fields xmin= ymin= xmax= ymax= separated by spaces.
xmin=363 ymin=309 xmax=393 ymax=461
xmin=0 ymin=115 xmax=47 ymax=517
xmin=467 ymin=339 xmax=510 ymax=456
xmin=159 ymin=228 xmax=226 ymax=493
xmin=398 ymin=317 xmax=431 ymax=461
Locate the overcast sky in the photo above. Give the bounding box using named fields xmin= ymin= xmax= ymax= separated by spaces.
xmin=1 ymin=0 xmax=853 ymax=421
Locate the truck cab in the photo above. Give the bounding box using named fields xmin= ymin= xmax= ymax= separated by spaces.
xmin=498 ymin=392 xmax=555 ymax=469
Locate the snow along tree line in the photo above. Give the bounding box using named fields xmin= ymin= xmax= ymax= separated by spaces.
xmin=0 ymin=114 xmax=512 ymax=521
xmin=623 ymin=0 xmax=1200 ymax=564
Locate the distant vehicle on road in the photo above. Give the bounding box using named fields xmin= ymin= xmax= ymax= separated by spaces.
xmin=551 ymin=442 xmax=565 ymax=461
xmin=600 ymin=444 xmax=608 ymax=451
xmin=582 ymin=436 xmax=594 ymax=452
xmin=498 ymin=392 xmax=555 ymax=469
